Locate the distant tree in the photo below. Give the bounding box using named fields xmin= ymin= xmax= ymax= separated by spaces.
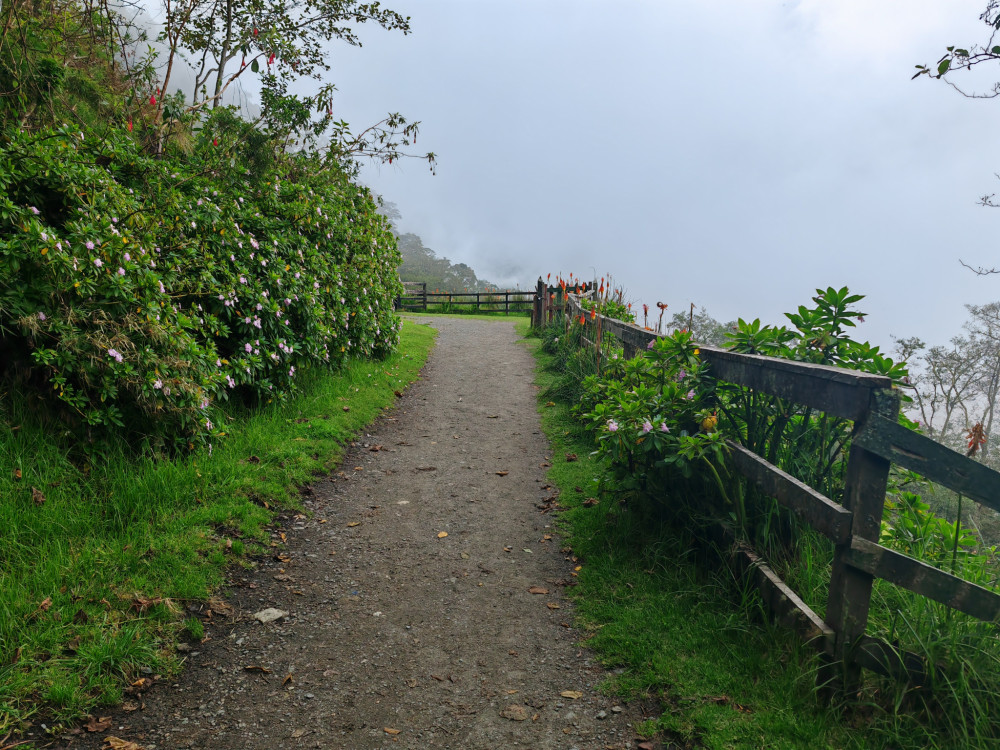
xmin=894 ymin=336 xmax=979 ymax=442
xmin=894 ymin=302 xmax=1000 ymax=456
xmin=395 ymin=232 xmax=496 ymax=292
xmin=667 ymin=306 xmax=733 ymax=347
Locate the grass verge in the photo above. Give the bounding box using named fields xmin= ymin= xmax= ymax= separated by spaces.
xmin=518 ymin=320 xmax=862 ymax=749
xmin=0 ymin=319 xmax=436 ymax=736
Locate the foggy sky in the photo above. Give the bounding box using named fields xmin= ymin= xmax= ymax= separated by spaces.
xmin=318 ymin=0 xmax=1000 ymax=354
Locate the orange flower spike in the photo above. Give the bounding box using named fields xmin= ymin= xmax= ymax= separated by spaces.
xmin=590 ymin=307 xmax=596 ymax=319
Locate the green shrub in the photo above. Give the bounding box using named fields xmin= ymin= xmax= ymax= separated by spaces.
xmin=0 ymin=116 xmax=402 ymax=454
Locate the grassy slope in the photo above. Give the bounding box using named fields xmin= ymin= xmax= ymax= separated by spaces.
xmin=516 ymin=320 xmax=863 ymax=750
xmin=0 ymin=319 xmax=436 ymax=734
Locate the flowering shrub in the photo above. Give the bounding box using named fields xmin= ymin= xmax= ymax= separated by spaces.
xmin=575 ymin=329 xmax=731 ymax=519
xmin=0 ymin=119 xmax=402 ymax=453
xmin=572 ymin=287 xmax=911 ymax=544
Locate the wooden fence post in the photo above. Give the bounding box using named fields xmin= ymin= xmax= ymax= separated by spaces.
xmin=821 ymin=388 xmax=899 ymax=699
xmin=421 ymin=282 xmax=427 ymax=311
xmin=533 ymin=277 xmax=545 ymax=327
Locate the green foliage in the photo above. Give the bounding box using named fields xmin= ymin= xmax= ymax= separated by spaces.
xmin=0 ymin=113 xmax=402 ymax=454
xmin=536 ymin=286 xmax=1000 ymax=747
xmin=580 ymin=296 xmax=636 ymax=324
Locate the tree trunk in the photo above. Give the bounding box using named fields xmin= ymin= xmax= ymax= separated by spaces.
xmin=212 ymin=0 xmax=233 ymax=108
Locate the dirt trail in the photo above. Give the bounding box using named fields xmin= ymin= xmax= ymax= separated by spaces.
xmin=50 ymin=317 xmax=641 ymax=750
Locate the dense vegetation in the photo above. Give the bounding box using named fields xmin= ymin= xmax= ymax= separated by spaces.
xmin=534 ymin=282 xmax=1000 ymax=749
xmin=0 ymin=0 xmax=427 ymax=455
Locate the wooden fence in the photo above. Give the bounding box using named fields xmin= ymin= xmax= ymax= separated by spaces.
xmin=395 ymin=282 xmax=536 ymax=314
xmin=535 ymin=281 xmax=1000 ymax=696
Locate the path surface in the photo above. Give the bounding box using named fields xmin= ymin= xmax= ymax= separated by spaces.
xmin=52 ymin=317 xmax=641 ymax=750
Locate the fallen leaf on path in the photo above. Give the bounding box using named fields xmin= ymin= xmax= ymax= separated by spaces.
xmin=416 ymin=466 xmax=437 ymax=471
xmin=637 ymin=742 xmax=655 ymax=750
xmin=406 ymin=678 xmax=418 ymax=688
xmin=565 ymin=453 xmax=578 ymax=462
xmin=547 ymin=602 xmax=560 ymax=609
xmin=495 ymin=471 xmax=509 ymax=476
xmin=431 ymin=674 xmax=445 ymax=681
xmin=38 ymin=596 xmax=53 ymax=612
xmin=560 ymin=690 xmax=583 ymax=700
xmin=487 ymin=414 xmax=499 ymax=418
xmin=13 ymin=469 xmax=21 ymax=480
xmin=384 ymin=728 xmax=402 ymax=735
xmin=500 ymin=704 xmax=529 ymax=721
xmin=282 ymin=673 xmax=293 ymax=686
xmin=290 ymin=729 xmax=307 ymax=739
xmin=104 ymin=738 xmax=144 ymax=750
xmin=243 ymin=665 xmax=271 ymax=673
xmin=369 ymin=445 xmax=383 ymax=452
xmin=437 ymin=531 xmax=448 ymax=538
xmin=583 ymin=498 xmax=599 ymax=507
xmin=85 ymin=716 xmax=112 ymax=732
xmin=342 ymin=406 xmax=350 ymax=412
xmin=506 ymin=689 xmax=519 ymax=694
xmin=121 ymin=701 xmax=141 ymax=712
xmin=544 ymin=401 xmax=556 ymax=407
xmin=394 ymin=390 xmax=403 ymax=397
xmin=528 ymin=587 xmax=549 ymax=595
xmin=31 ymin=487 xmax=45 ymax=506
xmin=346 ymin=521 xmax=361 ymax=527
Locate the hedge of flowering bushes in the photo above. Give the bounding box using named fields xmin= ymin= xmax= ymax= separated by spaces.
xmin=0 ymin=119 xmax=402 ymax=453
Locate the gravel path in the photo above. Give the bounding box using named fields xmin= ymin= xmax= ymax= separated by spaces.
xmin=49 ymin=316 xmax=642 ymax=750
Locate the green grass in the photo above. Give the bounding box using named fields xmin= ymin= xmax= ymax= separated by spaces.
xmin=518 ymin=320 xmax=859 ymax=749
xmin=0 ymin=319 xmax=436 ymax=736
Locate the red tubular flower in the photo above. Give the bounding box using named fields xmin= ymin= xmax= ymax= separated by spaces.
xmin=126 ymin=120 xmax=133 ymax=132
xmin=149 ymin=94 xmax=156 ymax=105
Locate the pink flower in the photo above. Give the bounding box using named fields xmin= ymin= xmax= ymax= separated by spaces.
xmin=685 ymin=390 xmax=695 ymax=400
xmin=107 ymin=348 xmax=123 ymax=363
xmin=37 ymin=312 xmax=46 ymax=321
xmin=124 ymin=253 xmax=131 ymax=261
xmin=646 ymin=339 xmax=655 ymax=350
xmin=117 ymin=267 xmax=125 ymax=276
xmin=607 ymin=420 xmax=619 ymax=433
xmin=94 ymin=258 xmax=103 ymax=267
xmin=642 ymin=420 xmax=653 ymax=433
xmin=660 ymin=423 xmax=670 ymax=433
xmin=29 ymin=206 xmax=39 ymax=215
xmin=153 ymin=379 xmax=163 ymax=389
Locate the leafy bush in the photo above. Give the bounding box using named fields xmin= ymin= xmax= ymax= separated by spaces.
xmin=0 ymin=116 xmax=402 ymax=454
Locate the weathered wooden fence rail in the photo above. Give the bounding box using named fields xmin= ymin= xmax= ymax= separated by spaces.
xmin=394 ymin=283 xmax=537 ymax=314
xmin=533 ymin=279 xmax=1000 ymax=696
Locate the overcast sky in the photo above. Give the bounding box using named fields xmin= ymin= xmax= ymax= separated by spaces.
xmin=295 ymin=0 xmax=1000 ymax=353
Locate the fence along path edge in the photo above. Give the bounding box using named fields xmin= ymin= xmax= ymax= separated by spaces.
xmin=533 ymin=281 xmax=1000 ymax=697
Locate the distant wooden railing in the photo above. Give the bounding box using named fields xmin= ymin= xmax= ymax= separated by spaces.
xmin=538 ymin=283 xmax=1000 ymax=697
xmin=395 ymin=283 xmax=536 ymax=314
